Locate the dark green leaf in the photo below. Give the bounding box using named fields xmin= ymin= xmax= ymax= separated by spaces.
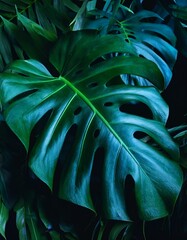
xmin=16 ymin=198 xmax=48 ymax=240
xmin=0 ymin=200 xmax=9 ymax=238
xmin=0 ymin=53 xmax=182 ymax=221
xmin=1 ymin=16 xmax=51 ymax=63
xmin=16 ymin=10 xmax=57 ymax=42
xmin=170 ymin=4 xmax=187 ymax=20
xmin=116 ymin=10 xmax=177 ymax=88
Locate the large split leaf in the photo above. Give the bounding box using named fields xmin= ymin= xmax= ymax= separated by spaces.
xmin=115 ymin=10 xmax=177 ymax=88
xmin=71 ymin=5 xmax=177 ymax=89
xmin=0 ymin=31 xmax=182 ymax=221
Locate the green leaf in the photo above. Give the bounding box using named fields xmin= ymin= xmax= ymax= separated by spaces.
xmin=116 ymin=10 xmax=177 ymax=88
xmin=170 ymin=4 xmax=187 ymax=20
xmin=1 ymin=15 xmax=53 ymax=64
xmin=16 ymin=199 xmax=48 ymax=240
xmin=0 ymin=27 xmax=12 ymax=66
xmin=96 ymin=221 xmax=133 ymax=240
xmin=0 ymin=32 xmax=183 ymax=221
xmin=0 ymin=200 xmax=9 ymax=238
xmin=64 ymin=0 xmax=80 ymax=12
xmin=16 ymin=10 xmax=57 ymax=42
xmin=49 ymin=31 xmax=164 ymax=90
xmin=71 ymin=8 xmax=177 ymax=89
xmin=16 ymin=206 xmax=30 ymax=240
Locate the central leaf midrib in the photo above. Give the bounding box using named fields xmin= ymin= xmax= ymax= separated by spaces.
xmin=61 ymin=76 xmax=140 ymax=165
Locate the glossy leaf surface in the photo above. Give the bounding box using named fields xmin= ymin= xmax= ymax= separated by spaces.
xmin=116 ymin=10 xmax=177 ymax=88
xmin=0 ymin=31 xmax=183 ymax=221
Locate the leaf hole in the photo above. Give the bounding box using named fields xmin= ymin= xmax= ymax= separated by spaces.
xmin=88 ymin=82 xmax=98 ymax=88
xmin=53 ymin=123 xmax=78 ymax=193
xmin=143 ymin=41 xmax=166 ymax=61
xmin=104 ymin=102 xmax=113 ymax=107
xmin=30 ymin=109 xmax=53 ymax=149
xmin=133 ymin=131 xmax=148 ymax=140
xmin=133 ymin=131 xmax=164 ymax=154
xmin=139 ymin=54 xmax=145 ymax=59
xmin=124 ymin=175 xmax=138 ymax=220
xmin=8 ymin=89 xmax=37 ymax=104
xmin=90 ymin=147 xmax=105 ymax=212
xmin=90 ymin=57 xmax=105 ymax=67
xmin=128 ymin=34 xmax=136 ymax=40
xmin=125 ymin=39 xmax=130 ymax=43
xmin=119 ymin=102 xmax=153 ymax=119
xmin=74 ymin=106 xmax=82 ymax=116
xmin=105 ymin=77 xmax=123 ymax=87
xmin=93 ymin=129 xmax=100 ymax=138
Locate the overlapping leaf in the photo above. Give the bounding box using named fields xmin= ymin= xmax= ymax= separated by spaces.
xmin=0 ymin=0 xmax=72 ymax=31
xmin=71 ymin=4 xmax=177 ymax=89
xmin=0 ymin=31 xmax=183 ymax=221
xmin=0 ymin=0 xmax=76 ymax=71
xmin=169 ymin=3 xmax=187 ymax=57
xmin=16 ymin=201 xmax=48 ymax=240
xmin=115 ymin=10 xmax=178 ymax=88
xmin=0 ymin=199 xmax=9 ymax=238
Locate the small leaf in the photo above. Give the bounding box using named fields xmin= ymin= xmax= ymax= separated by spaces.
xmin=0 ymin=200 xmax=9 ymax=238
xmin=16 ymin=199 xmax=48 ymax=240
xmin=16 ymin=10 xmax=57 ymax=41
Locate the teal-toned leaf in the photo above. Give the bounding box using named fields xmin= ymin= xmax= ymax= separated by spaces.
xmin=16 ymin=202 xmax=48 ymax=240
xmin=0 ymin=200 xmax=9 ymax=238
xmin=87 ymin=0 xmax=97 ymax=12
xmin=72 ymin=8 xmax=177 ymax=89
xmin=49 ymin=31 xmax=164 ymax=90
xmin=16 ymin=207 xmax=30 ymax=240
xmin=115 ymin=10 xmax=177 ymax=88
xmin=1 ymin=57 xmax=182 ymax=221
xmin=0 ymin=32 xmax=183 ymax=221
xmin=96 ymin=221 xmax=133 ymax=240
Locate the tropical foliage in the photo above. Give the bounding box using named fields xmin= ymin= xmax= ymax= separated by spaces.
xmin=0 ymin=0 xmax=187 ymax=239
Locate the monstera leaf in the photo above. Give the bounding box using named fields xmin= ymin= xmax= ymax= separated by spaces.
xmin=0 ymin=31 xmax=182 ymax=221
xmin=71 ymin=4 xmax=177 ymax=89
xmin=115 ymin=10 xmax=177 ymax=88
